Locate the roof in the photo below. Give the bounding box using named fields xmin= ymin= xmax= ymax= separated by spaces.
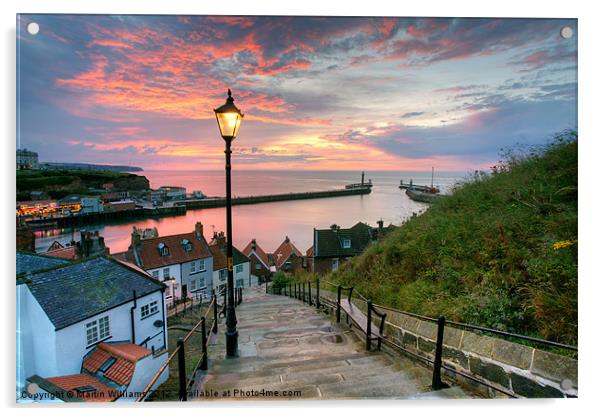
xmin=45 ymin=246 xmax=78 ymax=260
xmin=16 ymin=252 xmax=70 ymax=276
xmin=209 ymin=243 xmax=250 ymax=271
xmin=43 ymin=373 xmax=118 ymax=402
xmin=273 ymin=237 xmax=303 ymax=269
xmin=242 ymin=239 xmax=270 ymax=268
xmin=313 ymin=222 xmax=374 ymax=258
xmin=26 ymin=256 xmax=164 ymax=330
xmin=115 ymin=231 xmax=211 ymax=270
xmin=306 ymin=245 xmax=314 ymax=257
xmin=83 ymin=342 xmax=151 ymax=386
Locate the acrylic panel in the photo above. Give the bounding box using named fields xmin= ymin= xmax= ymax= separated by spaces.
xmin=16 ymin=14 xmax=577 ymax=403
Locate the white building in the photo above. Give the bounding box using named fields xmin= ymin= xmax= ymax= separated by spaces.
xmin=17 ymin=148 xmax=39 ymax=170
xmin=208 ymin=232 xmax=255 ymax=294
xmin=16 ymin=253 xmax=169 ymax=402
xmin=114 ymin=222 xmax=213 ymax=301
xmin=80 ymin=197 xmax=104 ymax=214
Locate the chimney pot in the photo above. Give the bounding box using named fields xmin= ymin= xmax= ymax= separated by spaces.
xmin=195 ymin=222 xmax=204 ymax=239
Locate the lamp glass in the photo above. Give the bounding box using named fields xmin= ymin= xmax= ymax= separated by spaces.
xmin=216 ymin=112 xmax=242 ymax=139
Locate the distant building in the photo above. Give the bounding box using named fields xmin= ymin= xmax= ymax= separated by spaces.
xmin=113 ymin=222 xmax=213 ymax=301
xmin=191 ymin=190 xmax=206 ymax=199
xmin=45 ymin=230 xmax=109 ymax=260
xmin=132 ymin=226 xmax=159 ymax=240
xmin=209 ymin=232 xmax=254 ymax=293
xmin=273 ymin=236 xmax=304 ymax=273
xmin=150 ymin=186 xmax=186 ymax=202
xmin=16 ymin=148 xmax=39 ymax=170
xmin=242 ymin=239 xmax=271 ymax=283
xmin=80 ymin=197 xmax=104 ymax=214
xmin=101 ymin=191 xmax=130 ymax=202
xmin=16 ymin=200 xmax=58 ymax=217
xmin=310 ymin=221 xmax=396 ymax=274
xmin=16 ymin=254 xmax=169 ymax=401
xmin=105 ymin=199 xmax=136 ymax=212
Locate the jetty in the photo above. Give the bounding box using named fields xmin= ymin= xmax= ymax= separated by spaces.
xmin=24 ymin=185 xmax=371 ymax=230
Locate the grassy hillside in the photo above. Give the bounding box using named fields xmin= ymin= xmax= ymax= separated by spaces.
xmin=16 ymin=170 xmax=150 ymax=200
xmin=329 ymin=131 xmax=577 ymax=345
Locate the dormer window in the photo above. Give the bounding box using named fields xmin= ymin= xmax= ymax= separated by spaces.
xmin=342 ymin=239 xmax=351 ymax=249
xmin=158 ymin=242 xmax=169 ymax=256
xmin=182 ymin=239 xmax=192 ymax=252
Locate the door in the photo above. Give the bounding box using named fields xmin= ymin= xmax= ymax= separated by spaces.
xmin=181 ymin=284 xmax=188 ymax=300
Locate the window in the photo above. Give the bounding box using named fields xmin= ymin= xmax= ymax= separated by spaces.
xmin=342 ymin=239 xmax=351 ymax=249
xmin=235 ymin=264 xmax=243 ymax=274
xmin=236 ymin=279 xmax=244 ymax=288
xmin=255 ymin=264 xmax=261 ymax=270
xmin=190 ymin=279 xmax=197 ymax=291
xmin=158 ymin=243 xmax=169 ymax=256
xmin=198 ymin=259 xmax=205 ymax=272
xmin=86 ymin=316 xmax=110 ymax=346
xmin=190 ymin=262 xmax=196 ymax=273
xmin=198 ymin=278 xmax=205 ymax=288
xmin=219 ymin=269 xmax=227 ymax=281
xmin=331 ymin=258 xmax=339 ymax=271
xmin=141 ymin=300 xmax=159 ymax=319
xmin=182 ymin=239 xmax=192 ymax=252
xmin=151 ymin=270 xmax=159 ymax=279
xmin=163 ymin=268 xmax=170 ymax=280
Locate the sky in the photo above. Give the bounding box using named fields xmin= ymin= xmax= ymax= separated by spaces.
xmin=17 ymin=15 xmax=577 ymax=171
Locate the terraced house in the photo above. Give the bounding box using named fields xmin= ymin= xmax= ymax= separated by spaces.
xmin=209 ymin=231 xmax=254 ymax=293
xmin=16 ymin=253 xmax=169 ymax=402
xmin=310 ymin=221 xmax=395 ymax=274
xmin=114 ymin=222 xmax=213 ymax=301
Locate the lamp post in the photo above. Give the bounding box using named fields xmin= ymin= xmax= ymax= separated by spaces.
xmin=214 ymin=89 xmax=244 ymax=358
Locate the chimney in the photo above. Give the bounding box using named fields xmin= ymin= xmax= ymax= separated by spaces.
xmin=195 ymin=222 xmax=204 ymax=239
xmin=284 ymin=236 xmax=290 ymax=243
xmin=251 ymin=238 xmax=257 ymax=251
xmin=213 ymin=231 xmax=226 ymax=248
xmin=130 ymin=227 xmax=141 ymax=249
xmin=80 ymin=231 xmax=108 ymax=258
xmin=377 ymin=219 xmax=384 ymax=230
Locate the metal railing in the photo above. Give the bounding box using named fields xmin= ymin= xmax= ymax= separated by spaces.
xmin=268 ymin=279 xmax=578 ymax=397
xmin=137 ymin=286 xmax=240 ymax=401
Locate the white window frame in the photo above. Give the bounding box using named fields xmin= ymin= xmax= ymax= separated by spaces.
xmin=141 ymin=300 xmax=159 ymax=319
xmin=190 ymin=279 xmax=197 ymax=291
xmin=235 ymin=264 xmax=243 ymax=274
xmin=151 ymin=270 xmax=159 ymax=279
xmin=190 ymin=262 xmax=196 ymax=273
xmin=332 ymin=258 xmax=339 ymax=271
xmin=163 ymin=268 xmax=170 ymax=280
xmin=198 ymin=259 xmax=205 ymax=272
xmin=86 ymin=315 xmax=110 ymax=346
xmin=342 ymin=239 xmax=351 ymax=249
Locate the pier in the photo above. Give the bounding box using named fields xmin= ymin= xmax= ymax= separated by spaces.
xmin=24 ymin=186 xmax=371 ymax=230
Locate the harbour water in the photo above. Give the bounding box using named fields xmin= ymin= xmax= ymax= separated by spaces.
xmin=34 ymin=170 xmax=466 ymax=255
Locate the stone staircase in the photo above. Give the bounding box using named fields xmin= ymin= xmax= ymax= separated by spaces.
xmin=193 ymin=286 xmax=473 ymax=400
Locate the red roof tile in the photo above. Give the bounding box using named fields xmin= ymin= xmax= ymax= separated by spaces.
xmin=83 ymin=342 xmax=151 ymax=386
xmin=273 ymin=237 xmax=303 ymax=269
xmin=242 ymin=239 xmax=270 ymax=268
xmin=116 ymin=231 xmax=211 ymax=270
xmin=45 ymin=246 xmax=78 ymax=260
xmin=45 ymin=374 xmax=118 ymax=402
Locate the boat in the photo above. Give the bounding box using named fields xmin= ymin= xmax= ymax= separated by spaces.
xmin=405 ymin=188 xmax=445 ymax=203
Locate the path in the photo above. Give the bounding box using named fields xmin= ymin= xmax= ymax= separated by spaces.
xmin=192 ymin=286 xmax=471 ymax=400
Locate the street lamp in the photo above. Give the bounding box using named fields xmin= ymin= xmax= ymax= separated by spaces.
xmin=214 ymin=88 xmax=244 ymax=358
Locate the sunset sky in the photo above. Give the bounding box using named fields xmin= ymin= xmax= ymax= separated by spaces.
xmin=17 ymin=15 xmax=577 ymax=171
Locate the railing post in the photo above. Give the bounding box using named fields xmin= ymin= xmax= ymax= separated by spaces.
xmin=212 ymin=292 xmax=218 ymax=334
xmin=266 ymin=278 xmax=269 ymax=293
xmin=177 ymin=338 xmax=187 ymax=401
xmin=201 ymin=318 xmax=208 ymax=371
xmin=316 ymin=279 xmax=320 ymax=309
xmin=302 ymin=282 xmax=306 ymax=303
xmin=223 ymin=286 xmax=227 ymax=308
xmin=289 ymin=283 xmax=292 ymax=297
xmin=432 ymin=315 xmax=446 ymax=390
xmin=366 ymin=300 xmax=373 ymax=351
xmin=308 ymin=281 xmax=312 ymax=306
xmin=294 ymin=283 xmax=297 ymax=299
xmin=240 ymin=287 xmax=243 ymax=303
xmin=336 ymin=286 xmax=342 ymax=323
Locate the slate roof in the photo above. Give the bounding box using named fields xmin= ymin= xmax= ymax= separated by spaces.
xmin=313 ymin=222 xmax=374 ymax=258
xmin=114 ymin=231 xmax=211 ymax=270
xmin=209 ymin=243 xmax=250 ymax=271
xmin=16 ymin=252 xmax=70 ymax=276
xmin=273 ymin=237 xmax=303 ymax=269
xmin=26 ymin=256 xmax=164 ymax=330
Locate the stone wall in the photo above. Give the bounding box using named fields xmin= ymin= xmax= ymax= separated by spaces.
xmin=307 ymin=288 xmax=577 ymax=398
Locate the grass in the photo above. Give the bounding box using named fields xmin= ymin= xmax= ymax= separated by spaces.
xmin=146 ymin=304 xmax=210 ymax=401
xmin=325 ymin=130 xmax=577 ymax=346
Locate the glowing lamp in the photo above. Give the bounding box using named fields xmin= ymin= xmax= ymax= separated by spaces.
xmin=214 ymin=89 xmax=244 ymax=140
